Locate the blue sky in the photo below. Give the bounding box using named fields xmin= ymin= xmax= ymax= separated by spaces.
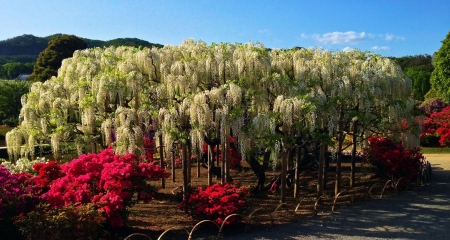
xmin=1 ymin=0 xmax=449 ymax=57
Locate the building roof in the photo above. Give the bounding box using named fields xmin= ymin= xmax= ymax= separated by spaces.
xmin=16 ymin=74 xmax=31 ymax=80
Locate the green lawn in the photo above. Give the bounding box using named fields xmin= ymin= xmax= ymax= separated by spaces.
xmin=0 ymin=125 xmax=14 ymax=136
xmin=420 ymin=147 xmax=450 ymax=154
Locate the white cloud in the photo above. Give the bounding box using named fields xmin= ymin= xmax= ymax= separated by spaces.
xmin=372 ymin=46 xmax=390 ymax=51
xmin=385 ymin=34 xmax=405 ymax=41
xmin=385 ymin=34 xmax=394 ymax=41
xmin=342 ymin=46 xmax=352 ymax=52
xmin=259 ymin=29 xmax=269 ymax=34
xmin=312 ymin=31 xmax=367 ymax=45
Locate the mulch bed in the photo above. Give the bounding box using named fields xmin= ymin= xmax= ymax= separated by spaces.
xmin=113 ymin=161 xmax=388 ymax=240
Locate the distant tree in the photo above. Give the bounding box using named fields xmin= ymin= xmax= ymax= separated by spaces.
xmin=0 ymin=62 xmax=34 ymax=79
xmin=0 ymin=80 xmax=30 ymax=125
xmin=0 ymin=34 xmax=48 ymax=55
xmin=393 ymin=55 xmax=433 ymax=101
xmin=103 ymin=38 xmax=163 ymax=48
xmin=430 ymin=31 xmax=450 ymax=102
xmin=30 ymin=35 xmax=87 ymax=82
xmin=405 ymin=66 xmax=432 ymax=101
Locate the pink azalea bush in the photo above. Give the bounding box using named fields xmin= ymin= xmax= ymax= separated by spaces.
xmin=43 ymin=146 xmax=170 ymax=228
xmin=0 ymin=166 xmax=41 ymax=222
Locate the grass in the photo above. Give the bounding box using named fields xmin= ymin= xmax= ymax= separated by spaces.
xmin=0 ymin=125 xmax=14 ymax=137
xmin=420 ymin=147 xmax=450 ymax=154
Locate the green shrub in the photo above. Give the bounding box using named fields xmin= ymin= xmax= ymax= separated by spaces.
xmin=14 ymin=203 xmax=108 ymax=240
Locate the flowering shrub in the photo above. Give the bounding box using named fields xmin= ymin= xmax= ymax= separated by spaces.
xmin=14 ymin=203 xmax=107 ymax=240
xmin=1 ymin=157 xmax=48 ymax=174
xmin=180 ymin=182 xmax=251 ymax=225
xmin=142 ymin=134 xmax=156 ymax=162
xmin=362 ymin=136 xmax=426 ymax=179
xmin=202 ymin=137 xmax=242 ymax=169
xmin=0 ymin=166 xmax=42 ymax=224
xmin=44 ymin=146 xmax=170 ymax=228
xmin=420 ymin=105 xmax=450 ymax=147
xmin=33 ymin=161 xmax=65 ymax=188
xmin=417 ymin=98 xmax=448 ymax=117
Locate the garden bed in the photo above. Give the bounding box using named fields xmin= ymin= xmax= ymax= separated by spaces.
xmin=119 ymin=161 xmax=383 ymax=239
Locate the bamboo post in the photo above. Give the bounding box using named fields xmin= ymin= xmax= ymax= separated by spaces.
xmin=294 ymin=146 xmax=301 ymax=198
xmin=187 ymin=143 xmax=192 ymax=186
xmin=159 ymin=134 xmax=165 ymax=189
xmin=171 ymin=147 xmax=175 ymax=182
xmin=318 ymin=140 xmax=326 ymax=197
xmin=335 ymin=106 xmax=344 ymax=195
xmin=182 ymin=143 xmax=188 ymax=213
xmin=280 ymin=149 xmax=287 ymax=204
xmin=225 ymin=127 xmax=231 ymax=183
xmin=350 ymin=121 xmax=358 ymax=187
xmin=208 ymin=145 xmax=212 ymax=186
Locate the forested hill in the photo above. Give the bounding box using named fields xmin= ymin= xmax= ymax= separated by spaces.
xmin=0 ymin=34 xmax=164 ymax=63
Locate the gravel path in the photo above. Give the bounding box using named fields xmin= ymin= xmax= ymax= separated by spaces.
xmin=222 ymin=155 xmax=450 ymax=240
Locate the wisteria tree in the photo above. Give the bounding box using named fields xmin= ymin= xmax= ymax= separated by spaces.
xmin=6 ymin=40 xmax=417 ymax=201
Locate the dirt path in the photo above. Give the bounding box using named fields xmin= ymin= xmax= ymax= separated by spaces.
xmin=222 ymin=154 xmax=450 ymax=240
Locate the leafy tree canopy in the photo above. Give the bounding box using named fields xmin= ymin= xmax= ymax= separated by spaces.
xmin=431 ymin=31 xmax=450 ymax=102
xmin=29 ymin=35 xmax=87 ymax=83
xmin=0 ymin=34 xmax=48 ymax=56
xmin=0 ymin=80 xmax=30 ymax=125
xmin=0 ymin=62 xmax=34 ymax=79
xmin=393 ymin=54 xmax=433 ymax=101
xmin=103 ymin=38 xmax=163 ymax=48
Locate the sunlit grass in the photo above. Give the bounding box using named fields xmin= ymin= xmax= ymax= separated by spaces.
xmin=420 ymin=147 xmax=450 ymax=154
xmin=0 ymin=125 xmax=14 ymax=136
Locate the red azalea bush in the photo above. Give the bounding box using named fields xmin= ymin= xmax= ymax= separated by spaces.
xmin=420 ymin=105 xmax=450 ymax=147
xmin=43 ymin=146 xmax=170 ymax=228
xmin=362 ymin=136 xmax=426 ymax=180
xmin=143 ymin=134 xmax=156 ymax=162
xmin=202 ymin=137 xmax=242 ymax=169
xmin=33 ymin=161 xmax=65 ymax=188
xmin=180 ymin=182 xmax=251 ymax=225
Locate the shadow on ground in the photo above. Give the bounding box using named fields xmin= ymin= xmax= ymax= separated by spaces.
xmin=225 ymin=166 xmax=450 ymax=240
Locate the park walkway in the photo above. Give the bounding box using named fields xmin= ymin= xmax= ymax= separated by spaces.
xmin=225 ymin=154 xmax=450 ymax=240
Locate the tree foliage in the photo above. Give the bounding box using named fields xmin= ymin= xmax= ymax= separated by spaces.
xmin=103 ymin=38 xmax=163 ymax=48
xmin=431 ymin=31 xmax=450 ymax=102
xmin=0 ymin=62 xmax=34 ymax=79
xmin=0 ymin=34 xmax=48 ymax=56
xmin=0 ymin=80 xmax=30 ymax=125
xmin=393 ymin=54 xmax=433 ymax=101
xmin=7 ymin=41 xmax=415 ymax=164
xmin=29 ymin=35 xmax=87 ymax=83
